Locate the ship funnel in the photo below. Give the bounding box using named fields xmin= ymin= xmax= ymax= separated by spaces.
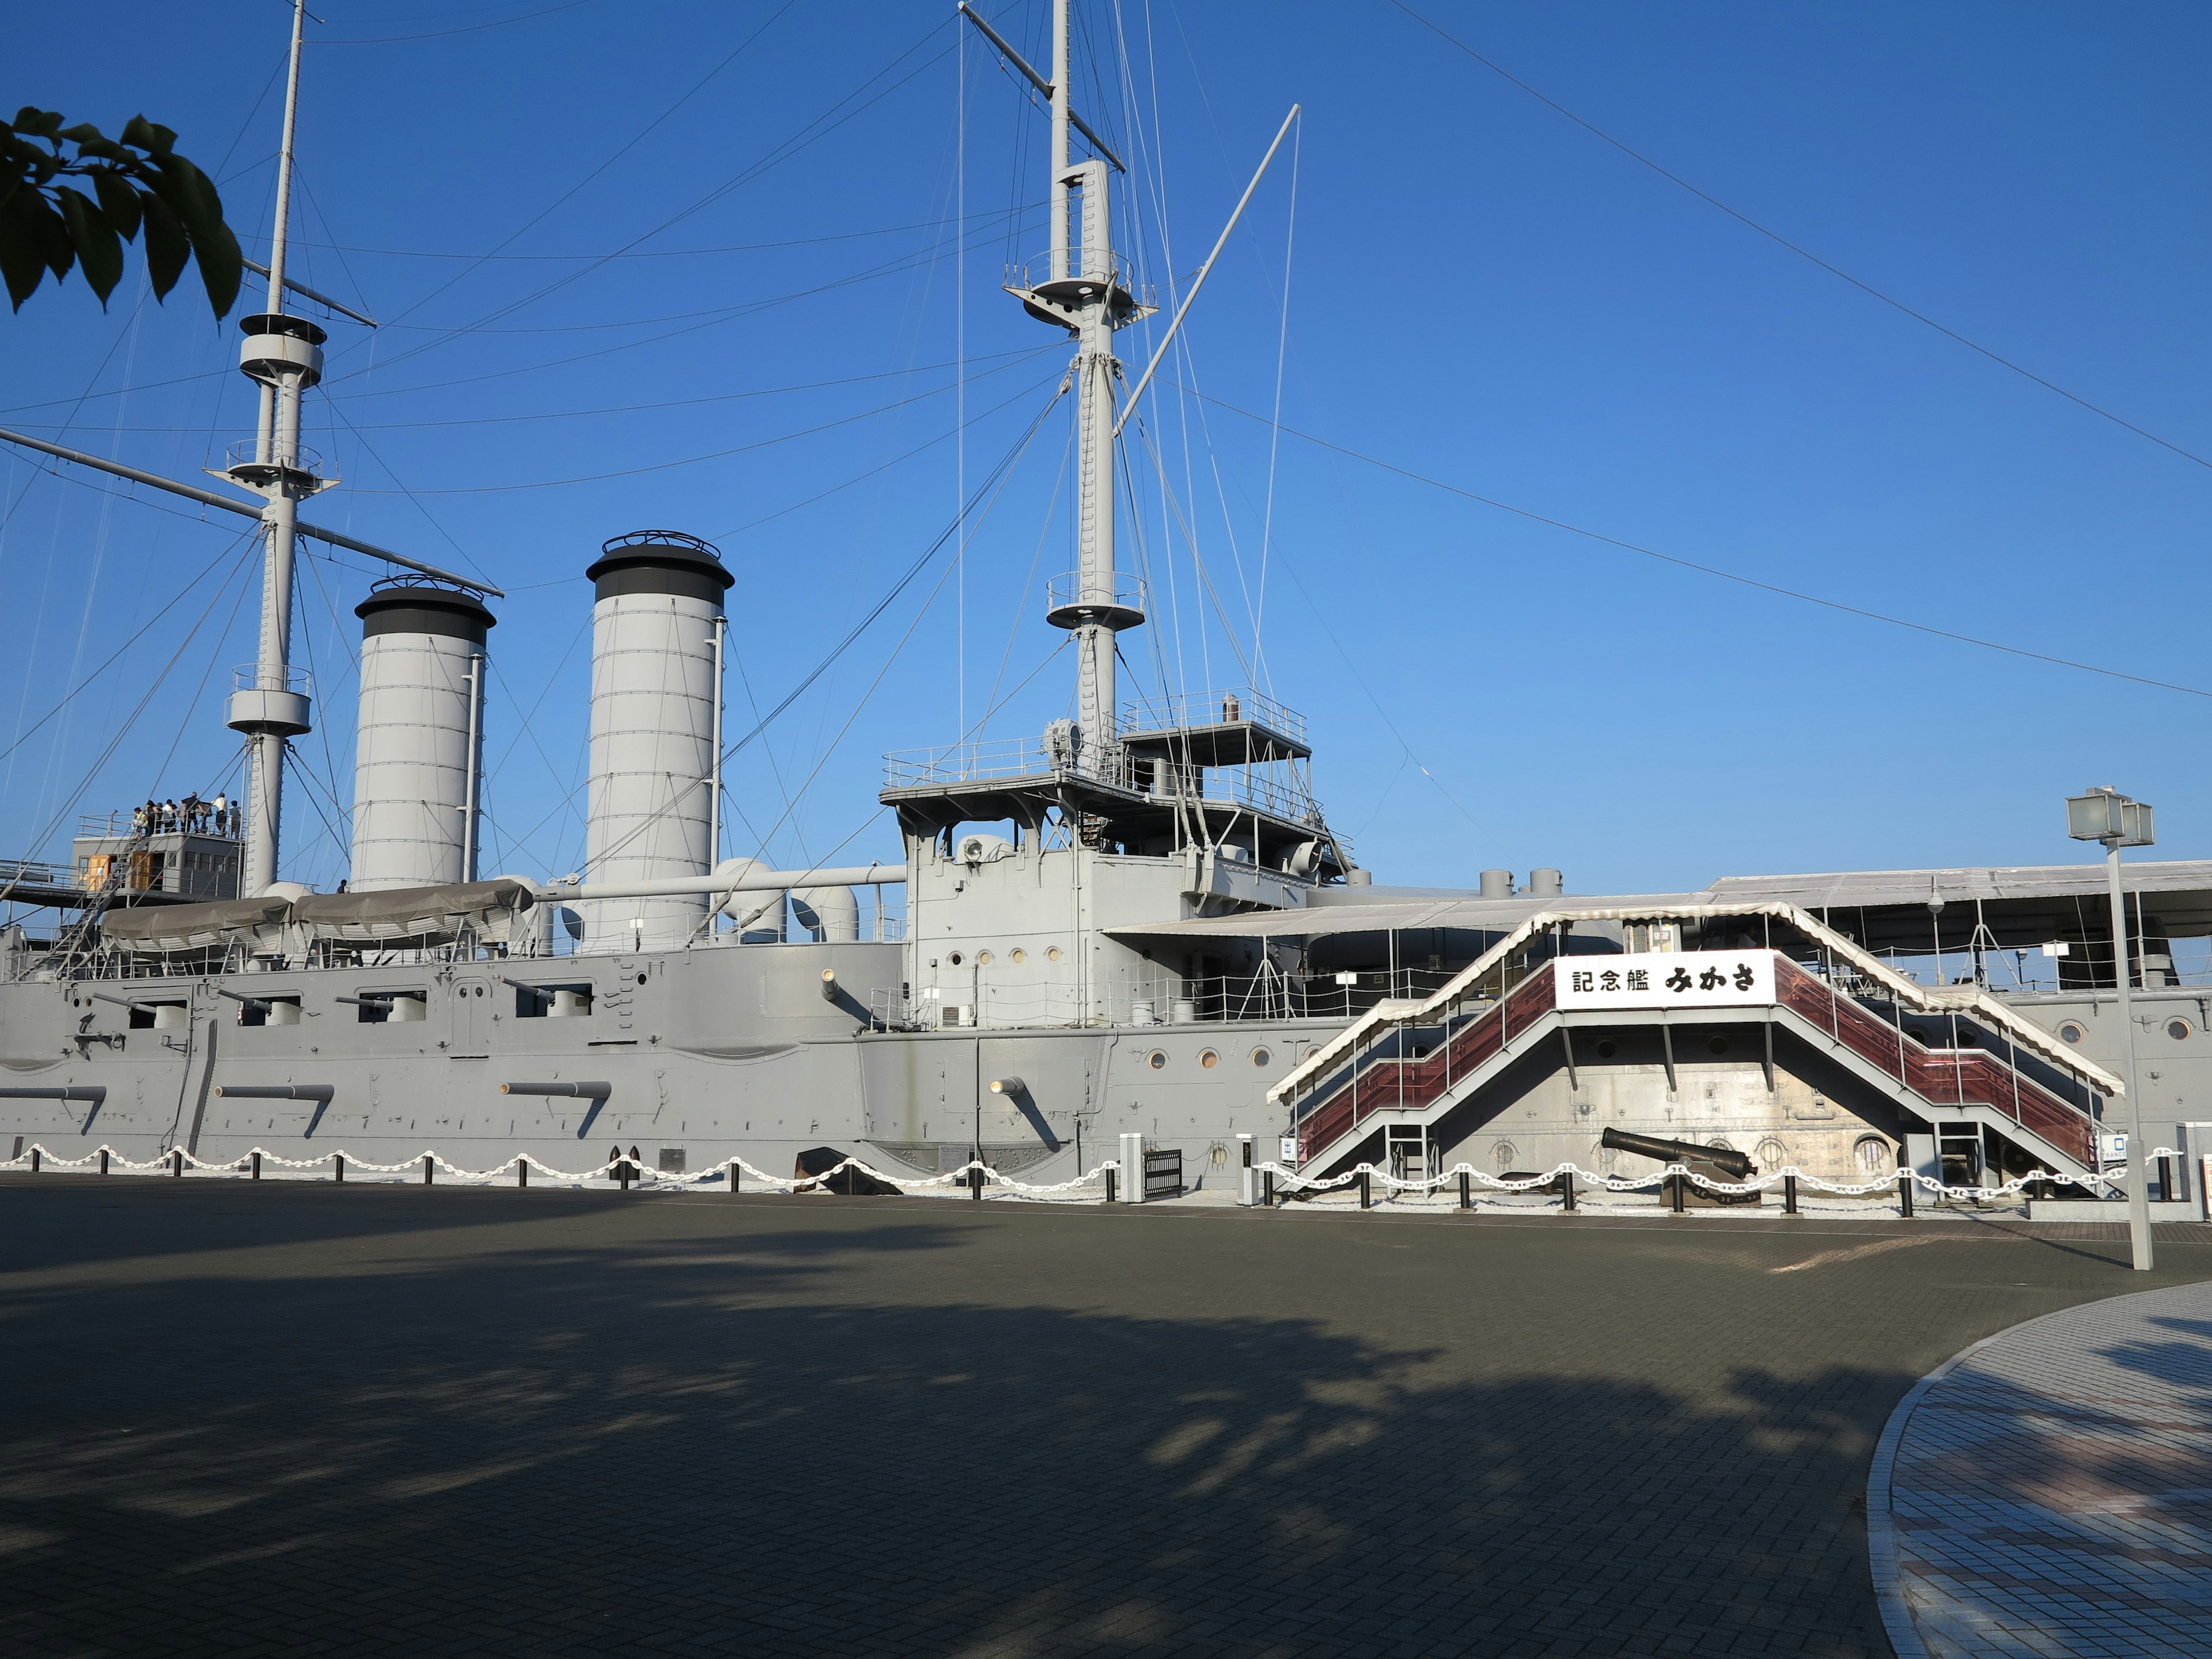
xmin=1479 ymin=869 xmax=1514 ymax=899
xmin=576 ymin=531 xmax=732 ymax=953
xmin=349 ymin=583 xmax=495 ymax=891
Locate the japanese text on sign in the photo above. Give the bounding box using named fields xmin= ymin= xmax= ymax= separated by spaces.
xmin=1554 ymin=950 xmax=1775 ymax=1008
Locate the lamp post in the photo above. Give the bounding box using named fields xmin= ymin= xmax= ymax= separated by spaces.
xmin=2067 ymin=786 xmax=2156 ymax=1270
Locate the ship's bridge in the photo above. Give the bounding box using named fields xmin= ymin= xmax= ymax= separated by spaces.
xmin=881 ymin=686 xmax=1346 ymax=874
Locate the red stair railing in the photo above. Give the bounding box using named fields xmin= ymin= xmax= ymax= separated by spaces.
xmin=1294 ymin=953 xmax=2100 ymax=1172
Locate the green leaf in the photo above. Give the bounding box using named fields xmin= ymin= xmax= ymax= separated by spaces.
xmin=68 ymin=135 xmax=131 ymax=166
xmin=54 ymin=185 xmax=122 ymax=305
xmin=26 ymin=191 xmax=72 ymax=280
xmin=118 ymin=115 xmax=175 ymax=156
xmin=0 ymin=191 xmax=55 ymax=309
xmin=147 ymin=155 xmax=239 ymax=317
xmin=15 ymin=109 xmax=63 ymax=139
xmin=138 ymin=190 xmax=187 ymax=301
xmin=90 ymin=171 xmax=140 ymax=243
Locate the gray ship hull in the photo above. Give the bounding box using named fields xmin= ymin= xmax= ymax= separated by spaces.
xmin=0 ymin=940 xmax=1326 ymax=1188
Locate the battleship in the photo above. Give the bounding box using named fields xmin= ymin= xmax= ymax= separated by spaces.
xmin=1 ymin=2 xmax=2205 ymax=1224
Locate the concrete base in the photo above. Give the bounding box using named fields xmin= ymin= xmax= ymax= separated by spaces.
xmin=2022 ymin=1198 xmax=2202 ymax=1222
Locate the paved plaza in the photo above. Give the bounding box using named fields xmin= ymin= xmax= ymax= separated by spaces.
xmin=1876 ymin=1279 xmax=2212 ymax=1658
xmin=2 ymin=1177 xmax=2209 ymax=1657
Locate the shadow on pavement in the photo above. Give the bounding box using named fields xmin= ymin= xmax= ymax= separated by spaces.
xmin=1 ymin=1225 xmax=1909 ymax=1658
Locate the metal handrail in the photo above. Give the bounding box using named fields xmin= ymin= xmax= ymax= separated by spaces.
xmin=1122 ymin=688 xmax=1307 ymax=744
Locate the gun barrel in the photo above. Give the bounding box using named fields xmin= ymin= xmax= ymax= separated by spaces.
xmin=1600 ymin=1125 xmax=1755 ymax=1180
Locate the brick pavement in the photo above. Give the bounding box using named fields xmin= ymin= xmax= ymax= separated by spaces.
xmin=1874 ymin=1278 xmax=2212 ymax=1658
xmin=2 ymin=1177 xmax=2209 ymax=1657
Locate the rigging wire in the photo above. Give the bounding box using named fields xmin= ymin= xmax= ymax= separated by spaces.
xmin=0 ymin=541 xmax=257 ymax=870
xmin=5 ymin=348 xmax=1056 ymax=433
xmin=343 ymin=12 xmax=954 ymax=381
xmin=317 ymin=219 xmax=1024 ymax=399
xmin=279 ymin=206 xmax=1035 ymax=263
xmin=1386 ymin=0 xmax=2212 ymax=476
xmin=369 ymin=0 xmax=802 ymax=332
xmin=320 ymin=1 xmax=597 ymax=46
xmin=0 ymin=531 xmax=252 ymax=768
xmin=139 ymin=554 xmax=260 ymax=819
xmin=1249 ymin=111 xmax=1300 ymax=696
xmin=340 ymin=351 xmax=1052 ymax=495
xmin=1181 ymin=382 xmax=2212 ymax=701
xmin=710 ymin=369 xmax=1068 ymax=542
xmin=975 ymin=418 xmax=1074 ymax=745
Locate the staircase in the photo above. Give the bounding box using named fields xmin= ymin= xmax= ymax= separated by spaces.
xmin=1275 ymin=906 xmax=2113 ymax=1183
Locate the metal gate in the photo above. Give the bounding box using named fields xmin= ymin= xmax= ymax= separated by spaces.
xmin=1143 ymin=1146 xmax=1183 ymax=1200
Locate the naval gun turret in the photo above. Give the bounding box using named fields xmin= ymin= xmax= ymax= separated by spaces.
xmin=1601 ymin=1127 xmax=1763 ymax=1207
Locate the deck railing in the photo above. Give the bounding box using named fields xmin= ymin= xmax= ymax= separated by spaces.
xmin=1122 ymin=688 xmax=1307 ymax=745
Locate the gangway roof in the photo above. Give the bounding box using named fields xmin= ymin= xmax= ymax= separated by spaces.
xmin=1105 ymin=861 xmax=2212 ymax=949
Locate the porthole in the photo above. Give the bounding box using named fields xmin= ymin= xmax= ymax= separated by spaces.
xmin=2168 ymin=1018 xmax=2193 ymax=1041
xmin=1010 ymin=948 xmax=1027 ymax=964
xmin=2058 ymin=1022 xmax=2085 ymax=1044
xmin=636 ymin=972 xmax=648 ymax=986
xmin=1199 ymin=1049 xmax=1218 ymax=1069
xmin=1146 ymin=1050 xmax=1166 ymax=1070
xmin=1593 ymin=1038 xmax=1618 ymax=1058
xmin=1706 ymin=1035 xmax=1730 ymax=1055
xmin=1491 ymin=1140 xmax=1518 ymax=1172
xmin=1251 ymin=1047 xmax=1273 ymax=1068
xmin=949 ymin=952 xmax=964 ymax=967
xmin=976 ymin=950 xmax=993 ymax=966
xmin=1046 ymin=946 xmax=1062 ymax=963
xmin=1853 ymin=1134 xmax=1892 ymax=1175
xmin=1756 ymin=1138 xmax=1787 ymax=1171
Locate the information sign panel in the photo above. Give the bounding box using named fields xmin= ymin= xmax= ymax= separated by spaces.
xmin=1554 ymin=950 xmax=1775 ymax=1009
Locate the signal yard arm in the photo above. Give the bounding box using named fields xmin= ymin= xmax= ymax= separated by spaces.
xmin=0 ymin=426 xmax=501 ymax=597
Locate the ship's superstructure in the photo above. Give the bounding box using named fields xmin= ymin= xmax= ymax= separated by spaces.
xmin=0 ymin=2 xmax=2206 ymax=1214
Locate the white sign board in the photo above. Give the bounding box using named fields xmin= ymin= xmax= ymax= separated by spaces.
xmin=1281 ymin=1136 xmax=1300 ymax=1164
xmin=1554 ymin=950 xmax=1775 ymax=1009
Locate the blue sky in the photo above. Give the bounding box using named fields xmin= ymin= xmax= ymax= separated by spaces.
xmin=6 ymin=0 xmax=2209 ymax=904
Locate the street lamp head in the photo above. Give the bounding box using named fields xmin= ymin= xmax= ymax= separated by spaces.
xmin=2067 ymin=787 xmax=2155 ymax=849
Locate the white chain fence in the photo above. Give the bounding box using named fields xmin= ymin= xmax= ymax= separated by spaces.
xmin=1256 ymin=1154 xmax=2188 ymax=1206
xmin=0 ymin=1142 xmax=1117 ymax=1197
xmin=0 ymin=1144 xmax=2192 ymax=1211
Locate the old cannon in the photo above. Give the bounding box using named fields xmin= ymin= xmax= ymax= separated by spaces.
xmin=1600 ymin=1126 xmax=1762 ymax=1207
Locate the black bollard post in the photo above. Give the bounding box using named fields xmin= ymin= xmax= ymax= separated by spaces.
xmin=335 ymin=1153 xmax=344 ymax=1184
xmin=1358 ymin=1171 xmax=1370 ymax=1210
xmin=618 ymin=1158 xmax=631 ymax=1193
xmin=1898 ymin=1166 xmax=1914 ymax=1218
xmin=1264 ymin=1168 xmax=1275 ymax=1206
xmin=171 ymin=1149 xmax=182 ymax=1178
xmin=1561 ymin=1170 xmax=1577 ymax=1212
xmin=1670 ymin=1172 xmax=1685 ymax=1214
xmin=1104 ymin=1166 xmax=1117 ymax=1204
xmin=971 ymin=1159 xmax=983 ymax=1201
xmin=1783 ymin=1173 xmax=1798 ymax=1215
xmin=731 ymin=1161 xmax=741 ymax=1195
xmin=29 ymin=1147 xmax=39 ymax=1175
xmin=251 ymin=1151 xmax=262 ymax=1181
xmin=99 ymin=1149 xmax=109 ymax=1176
xmin=423 ymin=1155 xmax=434 ymax=1187
xmin=1459 ymin=1171 xmax=1472 ymax=1210
xmin=517 ymin=1158 xmax=527 ymax=1188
